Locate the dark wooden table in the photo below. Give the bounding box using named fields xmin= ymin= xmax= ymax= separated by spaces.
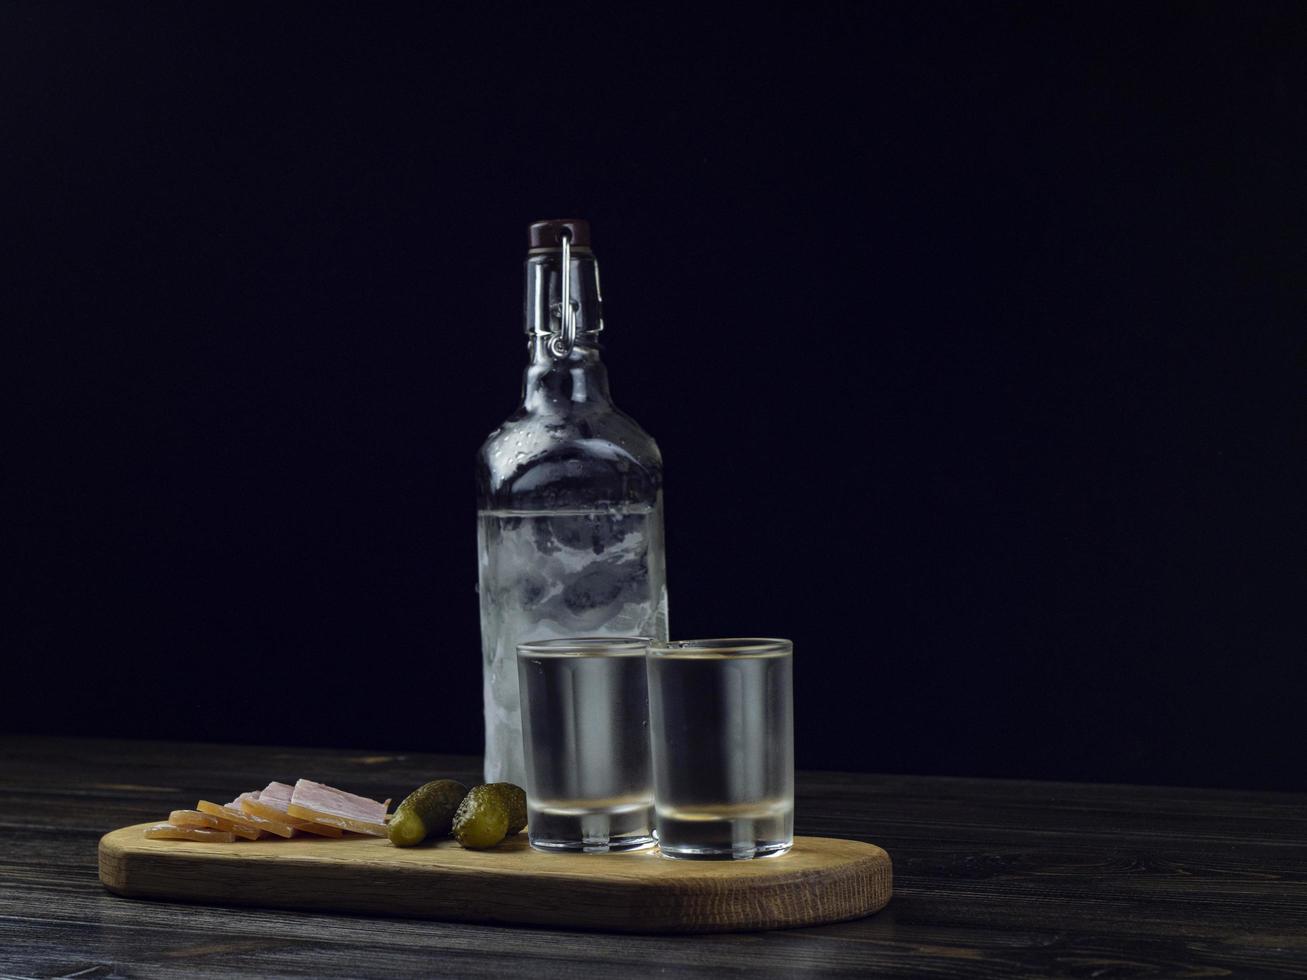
xmin=3 ymin=736 xmax=1305 ymax=978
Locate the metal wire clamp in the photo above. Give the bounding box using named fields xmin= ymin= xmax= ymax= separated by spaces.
xmin=548 ymin=230 xmax=577 ymax=358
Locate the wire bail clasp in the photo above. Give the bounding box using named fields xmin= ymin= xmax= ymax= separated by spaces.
xmin=548 ymin=230 xmax=577 ymax=358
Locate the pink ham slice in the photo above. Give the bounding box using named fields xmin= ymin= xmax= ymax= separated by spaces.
xmin=197 ymin=798 xmax=295 ymax=838
xmin=260 ymin=782 xmax=294 ymax=807
xmin=286 ymin=779 xmax=389 ymax=837
xmin=239 ymin=782 xmax=343 ymax=837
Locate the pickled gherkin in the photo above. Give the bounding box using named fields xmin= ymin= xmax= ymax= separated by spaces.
xmin=482 ymin=783 xmax=527 ymax=836
xmin=387 ymin=779 xmax=468 ymax=848
xmin=452 ymin=784 xmax=510 ymax=849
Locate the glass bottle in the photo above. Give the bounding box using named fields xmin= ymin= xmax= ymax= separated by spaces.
xmin=476 ymin=219 xmax=669 ymax=785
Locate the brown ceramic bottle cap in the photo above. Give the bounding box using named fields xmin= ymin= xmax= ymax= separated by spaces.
xmin=528 ymin=218 xmax=591 ymax=249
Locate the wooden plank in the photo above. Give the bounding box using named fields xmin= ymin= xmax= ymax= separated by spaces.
xmin=7 ymin=888 xmax=1307 ymax=980
xmin=3 ymin=737 xmax=1307 ymax=977
xmin=98 ymin=824 xmax=891 ymax=933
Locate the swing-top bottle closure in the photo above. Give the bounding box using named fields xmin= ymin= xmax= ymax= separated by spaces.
xmin=528 ymin=218 xmax=591 ymax=251
xmin=526 ymin=218 xmax=601 ymax=358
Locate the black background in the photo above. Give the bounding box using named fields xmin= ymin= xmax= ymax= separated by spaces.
xmin=7 ymin=3 xmax=1304 ymax=790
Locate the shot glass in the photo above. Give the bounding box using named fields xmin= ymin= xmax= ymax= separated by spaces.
xmin=516 ymin=637 xmax=656 ymax=853
xmin=647 ymin=638 xmax=794 ymax=860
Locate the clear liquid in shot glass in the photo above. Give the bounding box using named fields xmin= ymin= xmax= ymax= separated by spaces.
xmin=648 ymin=640 xmax=794 ymax=860
xmin=517 ymin=639 xmax=655 ymax=852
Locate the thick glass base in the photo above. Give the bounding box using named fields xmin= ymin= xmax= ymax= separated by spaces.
xmin=527 ymin=801 xmax=656 ymax=854
xmin=654 ymin=807 xmax=794 ymax=861
xmin=658 ymin=838 xmax=792 ymax=861
xmin=530 ymin=833 xmax=657 ymax=854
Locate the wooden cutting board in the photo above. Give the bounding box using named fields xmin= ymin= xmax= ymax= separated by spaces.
xmin=99 ymin=824 xmax=891 ymax=933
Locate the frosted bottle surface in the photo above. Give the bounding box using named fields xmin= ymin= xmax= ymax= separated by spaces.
xmin=477 ymin=507 xmax=666 ymax=783
xmin=476 ymin=219 xmax=668 ymax=784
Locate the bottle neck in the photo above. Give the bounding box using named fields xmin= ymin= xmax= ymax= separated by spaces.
xmin=521 ymin=248 xmax=613 ymax=412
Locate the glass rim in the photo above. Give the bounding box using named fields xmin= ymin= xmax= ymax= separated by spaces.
xmin=648 ymin=637 xmax=793 ymax=657
xmin=516 ymin=636 xmax=651 ymax=657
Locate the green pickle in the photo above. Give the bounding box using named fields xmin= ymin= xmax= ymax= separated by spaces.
xmin=482 ymin=783 xmax=527 ymax=835
xmin=452 ymin=784 xmax=512 ymax=849
xmin=387 ymin=779 xmax=468 ymax=847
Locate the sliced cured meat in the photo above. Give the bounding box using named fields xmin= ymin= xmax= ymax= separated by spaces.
xmin=197 ymin=799 xmax=294 ymax=839
xmin=169 ymin=807 xmax=262 ymax=840
xmin=239 ymin=782 xmax=343 ymax=838
xmin=287 ymin=779 xmax=389 ymax=837
xmin=258 ymin=782 xmax=294 ymax=808
xmin=144 ymin=822 xmax=235 ymax=843
xmin=168 ymin=808 xmax=219 ymax=828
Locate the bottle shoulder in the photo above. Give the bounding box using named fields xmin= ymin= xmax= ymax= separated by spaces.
xmin=477 ymin=406 xmax=662 ymax=510
xmin=479 ymin=405 xmax=661 ymax=463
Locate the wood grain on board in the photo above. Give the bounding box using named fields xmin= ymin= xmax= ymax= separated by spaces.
xmin=99 ymin=825 xmax=891 ymax=933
